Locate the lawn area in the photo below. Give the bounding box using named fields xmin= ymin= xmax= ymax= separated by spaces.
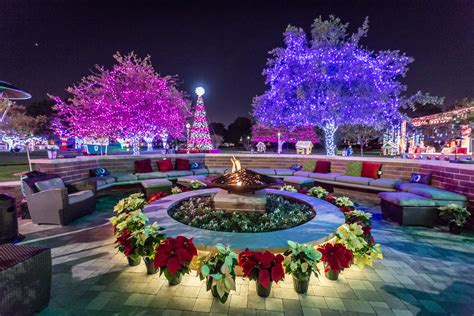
xmin=0 ymin=164 xmax=29 ymax=181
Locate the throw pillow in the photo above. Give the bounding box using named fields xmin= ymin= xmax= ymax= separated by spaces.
xmin=314 ymin=160 xmax=331 ymax=174
xmin=290 ymin=164 xmax=303 ymax=171
xmin=157 ymin=159 xmax=173 ymax=172
xmin=176 ymin=158 xmax=191 ymax=171
xmin=345 ymin=161 xmax=363 ymax=176
xmin=89 ymin=168 xmax=110 ymax=177
xmin=190 ymin=162 xmax=201 ymax=169
xmin=410 ymin=173 xmax=432 ymax=185
xmin=302 ymin=160 xmax=316 ymax=172
xmin=361 ymin=162 xmax=382 ymax=179
xmin=134 ymin=159 xmax=153 ymax=173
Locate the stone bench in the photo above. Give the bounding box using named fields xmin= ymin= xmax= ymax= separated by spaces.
xmin=378 ymin=192 xmax=440 ymax=227
xmin=141 ymin=179 xmax=173 ymax=199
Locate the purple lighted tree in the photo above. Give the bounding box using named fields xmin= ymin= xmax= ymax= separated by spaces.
xmin=188 ymin=87 xmax=213 ymax=151
xmin=50 ymin=52 xmax=189 ymax=155
xmin=252 ymin=16 xmax=413 ymax=155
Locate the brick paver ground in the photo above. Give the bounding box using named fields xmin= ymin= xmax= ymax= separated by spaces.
xmin=17 ymin=194 xmax=474 ymax=315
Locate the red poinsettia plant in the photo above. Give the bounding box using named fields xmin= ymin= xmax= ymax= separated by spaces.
xmin=238 ymin=249 xmax=285 ymax=289
xmin=148 ymin=191 xmax=169 ymax=204
xmin=154 ymin=236 xmax=197 ymax=280
xmin=115 ymin=229 xmax=138 ymax=257
xmin=317 ymin=243 xmax=353 ymax=273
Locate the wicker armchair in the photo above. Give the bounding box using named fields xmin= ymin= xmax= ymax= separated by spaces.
xmin=0 ymin=244 xmax=51 ymax=315
xmin=22 ymin=177 xmax=96 ymax=225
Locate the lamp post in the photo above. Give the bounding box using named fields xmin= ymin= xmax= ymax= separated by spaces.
xmin=277 ymin=132 xmax=281 ymax=154
xmin=186 ymin=122 xmax=191 ymax=153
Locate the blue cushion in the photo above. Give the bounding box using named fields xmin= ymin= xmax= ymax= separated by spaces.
xmin=190 ymin=162 xmax=201 ymax=169
xmin=410 ymin=173 xmax=431 ymax=185
xmin=290 ymin=165 xmax=303 ymax=171
xmin=379 ymin=192 xmax=436 ymax=207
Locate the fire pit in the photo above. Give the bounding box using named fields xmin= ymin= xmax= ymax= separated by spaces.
xmin=204 ymin=157 xmax=280 ymax=212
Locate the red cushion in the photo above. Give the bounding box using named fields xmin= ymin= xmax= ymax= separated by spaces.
xmin=314 ymin=160 xmax=331 ymax=174
xmin=157 ymin=159 xmax=173 ymax=172
xmin=361 ymin=162 xmax=382 ymax=179
xmin=175 ymin=158 xmax=190 ymax=171
xmin=134 ymin=159 xmax=153 ymax=173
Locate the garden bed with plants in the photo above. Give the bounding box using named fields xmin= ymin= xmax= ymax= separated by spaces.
xmin=168 ymin=194 xmax=315 ymax=233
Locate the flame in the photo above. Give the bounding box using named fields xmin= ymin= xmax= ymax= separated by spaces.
xmin=231 ymin=156 xmax=241 ymax=173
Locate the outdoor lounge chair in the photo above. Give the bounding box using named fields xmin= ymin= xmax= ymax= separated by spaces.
xmin=22 ymin=177 xmax=95 ymax=225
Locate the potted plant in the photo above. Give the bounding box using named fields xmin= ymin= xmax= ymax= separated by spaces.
xmin=283 ymin=241 xmax=322 ymax=293
xmin=238 ymin=249 xmax=284 ymax=297
xmin=344 ymin=210 xmax=372 ymax=227
xmin=148 ymin=191 xmax=168 ymax=203
xmin=171 ymin=186 xmax=183 ymax=194
xmin=307 ymin=186 xmax=329 ymax=199
xmin=439 ymin=204 xmax=471 ymax=234
xmin=317 ymin=243 xmax=353 ymax=280
xmin=190 ymin=180 xmax=206 ymax=190
xmin=335 ymin=223 xmax=383 ymax=269
xmin=134 ymin=222 xmax=166 ymax=274
xmin=113 ymin=210 xmax=149 ymax=266
xmin=154 ymin=236 xmax=197 ymax=285
xmin=280 ymin=185 xmax=297 ymax=192
xmin=197 ymin=244 xmax=237 ymax=303
xmin=334 ymin=196 xmax=355 ymax=213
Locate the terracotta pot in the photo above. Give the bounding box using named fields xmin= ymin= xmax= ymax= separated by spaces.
xmin=127 ymin=256 xmax=141 ymax=267
xmin=256 ymin=280 xmax=272 ymax=297
xmin=449 ymin=222 xmax=462 ymax=234
xmin=325 ymin=267 xmax=339 ymax=281
xmin=293 ymin=274 xmax=311 ymax=294
xmin=167 ymin=274 xmax=182 ymax=286
xmin=144 ymin=258 xmax=158 ymax=274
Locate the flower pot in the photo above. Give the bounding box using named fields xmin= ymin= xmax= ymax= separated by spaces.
xmin=127 ymin=256 xmax=141 ymax=267
xmin=449 ymin=222 xmax=462 ymax=234
xmin=167 ymin=274 xmax=182 ymax=286
xmin=292 ymin=274 xmax=311 ymax=294
xmin=325 ymin=267 xmax=339 ymax=281
xmin=144 ymin=258 xmax=158 ymax=274
xmin=256 ymin=280 xmax=272 ymax=297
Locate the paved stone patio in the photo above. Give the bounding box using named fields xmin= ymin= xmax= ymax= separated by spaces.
xmin=17 ymin=194 xmax=474 ymax=315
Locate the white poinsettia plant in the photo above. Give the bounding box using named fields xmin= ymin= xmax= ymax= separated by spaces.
xmin=439 ymin=204 xmax=471 ymax=226
xmin=335 ymin=196 xmax=354 ymax=208
xmin=307 ymin=186 xmax=329 ymax=198
xmin=171 ymin=186 xmax=182 ymax=194
xmin=283 ymin=240 xmax=322 ymax=279
xmin=197 ymin=244 xmax=237 ymax=303
xmin=280 ymin=185 xmax=298 ymax=192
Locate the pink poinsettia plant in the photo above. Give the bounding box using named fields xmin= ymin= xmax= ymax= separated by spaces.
xmin=238 ymin=249 xmax=285 ymax=289
xmin=154 ymin=236 xmax=197 ymax=281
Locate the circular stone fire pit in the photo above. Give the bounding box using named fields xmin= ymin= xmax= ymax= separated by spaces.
xmin=144 ymin=188 xmax=344 ymax=252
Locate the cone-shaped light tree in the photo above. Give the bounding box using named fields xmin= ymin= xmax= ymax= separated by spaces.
xmin=51 ymin=52 xmax=190 ymax=155
xmin=188 ymin=87 xmax=213 ymax=150
xmin=252 ymin=16 xmax=413 ymax=155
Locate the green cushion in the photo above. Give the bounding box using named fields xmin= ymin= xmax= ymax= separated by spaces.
xmin=345 ymin=161 xmax=362 ymax=176
xmin=302 ymin=160 xmax=316 ymax=172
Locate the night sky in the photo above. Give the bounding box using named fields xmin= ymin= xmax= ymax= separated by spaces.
xmin=1 ymin=0 xmax=473 ymax=125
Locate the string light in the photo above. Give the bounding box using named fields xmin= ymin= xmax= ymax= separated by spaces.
xmin=188 ymin=90 xmax=213 ymax=151
xmin=252 ymin=17 xmax=412 ymax=156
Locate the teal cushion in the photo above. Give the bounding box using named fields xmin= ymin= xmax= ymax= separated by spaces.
xmin=335 ymin=175 xmax=371 ymax=186
xmin=284 ymin=176 xmax=315 ymax=185
xmin=274 ymin=169 xmax=295 ymax=176
xmin=293 ymin=171 xmax=313 ymax=177
xmin=309 ymin=173 xmax=341 ymax=181
xmin=135 ymin=172 xmax=167 ymax=180
xmin=34 ymin=178 xmax=65 ymax=191
xmin=164 ymin=170 xmax=193 ymax=178
xmin=369 ymin=178 xmax=406 ymax=189
xmin=345 ymin=161 xmax=363 ymax=176
xmin=112 ymin=173 xmax=138 ymax=182
xmin=249 ymin=168 xmax=276 ymax=175
xmin=207 ymin=167 xmax=228 ymax=175
xmin=192 ymin=168 xmax=209 ymax=175
xmin=379 ymin=192 xmax=436 ymax=207
xmin=141 ymin=179 xmax=173 ymax=189
xmin=396 ymin=183 xmax=467 ymax=201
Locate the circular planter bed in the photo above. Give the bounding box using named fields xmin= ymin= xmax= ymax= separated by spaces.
xmin=144 ymin=188 xmax=344 ymax=252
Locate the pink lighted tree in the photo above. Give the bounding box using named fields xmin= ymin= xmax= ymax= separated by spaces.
xmin=50 ymin=52 xmax=190 ymax=155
